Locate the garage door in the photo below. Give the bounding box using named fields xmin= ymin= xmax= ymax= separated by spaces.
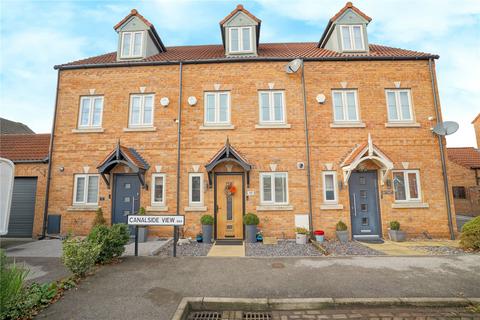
xmin=6 ymin=177 xmax=37 ymax=238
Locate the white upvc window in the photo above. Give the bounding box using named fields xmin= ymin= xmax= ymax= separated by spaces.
xmin=129 ymin=94 xmax=154 ymax=127
xmin=189 ymin=173 xmax=204 ymax=206
xmin=151 ymin=173 xmax=166 ymax=206
xmin=73 ymin=174 xmax=99 ymax=205
xmin=340 ymin=25 xmax=365 ymax=51
xmin=259 ymin=90 xmax=285 ymax=124
xmin=260 ymin=172 xmax=288 ymax=205
xmin=204 ymin=92 xmax=231 ymax=125
xmin=393 ymin=170 xmax=422 ymax=202
xmin=78 ymin=96 xmax=103 ymax=128
xmin=385 ymin=89 xmax=414 ymax=122
xmin=121 ymin=31 xmax=144 ymax=58
xmin=332 ymin=90 xmax=359 ymax=122
xmin=229 ymin=26 xmax=253 ymax=53
xmin=322 ymin=171 xmax=338 ymax=204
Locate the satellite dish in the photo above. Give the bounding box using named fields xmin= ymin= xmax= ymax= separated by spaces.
xmin=285 ymin=59 xmax=303 ymax=73
xmin=432 ymin=121 xmax=459 ymax=136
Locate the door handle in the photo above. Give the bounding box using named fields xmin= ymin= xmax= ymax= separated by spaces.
xmin=353 ymin=194 xmax=357 ymax=217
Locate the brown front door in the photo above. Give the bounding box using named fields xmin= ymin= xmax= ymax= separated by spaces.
xmin=215 ymin=174 xmax=244 ymax=240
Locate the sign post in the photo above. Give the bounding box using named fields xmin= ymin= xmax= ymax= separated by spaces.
xmin=127 ymin=215 xmax=185 ymax=257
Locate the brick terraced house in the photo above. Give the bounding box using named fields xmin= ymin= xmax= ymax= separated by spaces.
xmin=46 ymin=3 xmax=456 ymax=240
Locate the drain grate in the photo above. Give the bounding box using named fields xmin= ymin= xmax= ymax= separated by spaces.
xmin=243 ymin=312 xmax=271 ymax=320
xmin=188 ymin=311 xmax=222 ymax=320
xmin=187 ymin=311 xmax=272 ymax=320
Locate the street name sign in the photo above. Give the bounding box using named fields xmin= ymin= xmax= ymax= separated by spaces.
xmin=127 ymin=215 xmax=185 ymax=226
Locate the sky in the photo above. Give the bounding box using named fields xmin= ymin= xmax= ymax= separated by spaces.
xmin=1 ymin=0 xmax=479 ymax=147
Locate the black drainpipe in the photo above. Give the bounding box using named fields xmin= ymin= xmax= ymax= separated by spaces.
xmin=174 ymin=62 xmax=183 ymax=257
xmin=428 ymin=58 xmax=455 ymax=240
xmin=40 ymin=70 xmax=61 ymax=239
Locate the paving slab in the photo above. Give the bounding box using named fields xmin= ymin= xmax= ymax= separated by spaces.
xmin=207 ymin=243 xmax=245 ymax=257
xmin=123 ymin=238 xmax=169 ymax=256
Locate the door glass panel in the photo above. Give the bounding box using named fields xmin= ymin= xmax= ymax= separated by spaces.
xmin=123 ymin=210 xmax=130 ymax=216
xmin=360 ymin=190 xmax=367 ymax=199
xmin=360 ymin=203 xmax=367 ymax=212
xmin=124 ymin=197 xmax=130 ymax=203
xmin=124 ymin=183 xmax=131 ymax=189
xmin=362 ymin=217 xmax=368 ymax=226
xmin=226 ymin=195 xmax=233 ymax=221
xmin=359 ymin=176 xmax=366 ymax=185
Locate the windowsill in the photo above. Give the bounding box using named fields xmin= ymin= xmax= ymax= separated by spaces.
xmin=255 ymin=124 xmax=291 ymax=129
xmin=199 ymin=124 xmax=235 ymax=130
xmin=385 ymin=122 xmax=420 ymax=128
xmin=256 ymin=204 xmax=294 ymax=211
xmin=184 ymin=206 xmax=207 ymax=212
xmin=123 ymin=127 xmax=157 ymax=132
xmin=72 ymin=128 xmax=104 ymax=133
xmin=67 ymin=205 xmax=99 ymax=212
xmin=330 ymin=122 xmax=366 ymax=128
xmin=320 ymin=203 xmax=344 ymax=210
xmin=392 ymin=202 xmax=429 ymax=209
xmin=146 ymin=206 xmax=169 ymax=212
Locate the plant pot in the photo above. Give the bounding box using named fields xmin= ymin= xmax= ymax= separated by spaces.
xmin=202 ymin=224 xmax=213 ymax=244
xmin=137 ymin=227 xmax=148 ymax=243
xmin=296 ymin=233 xmax=307 ymax=245
xmin=336 ymin=230 xmax=349 ymax=243
xmin=245 ymin=224 xmax=258 ymax=243
xmin=388 ymin=230 xmax=406 ymax=242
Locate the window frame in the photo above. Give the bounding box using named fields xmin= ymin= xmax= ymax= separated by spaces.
xmin=78 ymin=96 xmax=104 ymax=129
xmin=120 ymin=31 xmax=144 ymax=58
xmin=260 ymin=172 xmax=289 ymax=205
xmin=151 ymin=173 xmax=166 ymax=206
xmin=322 ymin=171 xmax=338 ymax=204
xmin=228 ymin=26 xmax=254 ymax=54
xmin=188 ymin=173 xmax=204 ymax=206
xmin=392 ymin=170 xmax=422 ymax=202
xmin=385 ymin=89 xmax=414 ymax=123
xmin=73 ymin=174 xmax=100 ymax=206
xmin=340 ymin=25 xmax=365 ymax=51
xmin=452 ymin=186 xmax=466 ymax=199
xmin=258 ymin=90 xmax=286 ymax=125
xmin=203 ymin=91 xmax=231 ymax=126
xmin=331 ymin=89 xmax=360 ymax=123
xmin=128 ymin=93 xmax=155 ymax=128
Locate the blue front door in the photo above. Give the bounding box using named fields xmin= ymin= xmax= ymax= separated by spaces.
xmin=113 ymin=175 xmax=140 ymax=225
xmin=349 ymin=171 xmax=381 ymax=239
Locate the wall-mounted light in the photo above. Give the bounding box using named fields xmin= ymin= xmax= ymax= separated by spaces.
xmin=316 ymin=94 xmax=326 ymax=104
xmin=59 ymin=166 xmax=64 ymax=172
xmin=188 ymin=96 xmax=197 ymax=106
xmin=160 ymin=97 xmax=169 ymax=107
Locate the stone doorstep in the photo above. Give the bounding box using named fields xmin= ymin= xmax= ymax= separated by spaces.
xmin=171 ymin=297 xmax=477 ymax=320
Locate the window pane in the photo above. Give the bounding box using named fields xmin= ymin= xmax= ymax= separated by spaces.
xmin=262 ymin=175 xmax=272 ymax=202
xmin=346 ymin=92 xmax=357 ymax=120
xmin=122 ymin=33 xmax=131 ymax=56
xmin=205 ymin=94 xmax=215 ymax=123
xmin=341 ymin=26 xmax=352 ymax=50
xmin=399 ymin=91 xmax=411 ymax=120
xmin=230 ymin=28 xmax=239 ymax=51
xmin=408 ymin=173 xmax=419 ymax=199
xmin=143 ymin=96 xmax=153 ymax=124
xmin=353 ymin=26 xmax=363 ymax=49
xmin=333 ymin=92 xmax=344 ymax=121
xmin=154 ymin=176 xmax=164 ymax=203
xmin=92 ymin=98 xmax=102 ymax=126
xmin=325 ymin=174 xmax=335 ymax=201
xmin=273 ymin=92 xmax=283 ymax=121
xmin=87 ymin=176 xmax=98 ymax=203
xmin=387 ymin=92 xmax=398 ymax=120
xmin=130 ymin=96 xmax=141 ymax=125
xmin=219 ymin=93 xmax=228 ymax=122
xmin=260 ymin=93 xmax=270 ymax=121
xmin=191 ymin=176 xmax=201 ymax=202
xmin=393 ymin=172 xmax=406 ymax=201
xmin=75 ymin=177 xmax=85 ymax=203
xmin=80 ymin=99 xmax=91 ymax=126
xmin=242 ymin=28 xmax=251 ymax=51
xmin=274 ymin=175 xmax=287 ymax=203
xmin=133 ymin=32 xmax=142 ymax=56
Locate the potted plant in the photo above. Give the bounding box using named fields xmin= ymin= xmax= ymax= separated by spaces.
xmin=295 ymin=227 xmax=309 ymax=244
xmin=137 ymin=207 xmax=148 ymax=243
xmin=336 ymin=221 xmax=349 ymax=243
xmin=200 ymin=215 xmax=214 ymax=244
xmin=243 ymin=213 xmax=260 ymax=243
xmin=388 ymin=221 xmax=406 ymax=242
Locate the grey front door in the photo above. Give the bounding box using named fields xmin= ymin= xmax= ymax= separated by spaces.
xmin=349 ymin=171 xmax=381 ymax=239
xmin=113 ymin=175 xmax=140 ymax=225
xmin=6 ymin=177 xmax=37 ymax=238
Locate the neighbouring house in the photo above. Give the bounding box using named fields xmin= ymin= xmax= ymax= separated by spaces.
xmin=0 ymin=117 xmax=35 ymax=134
xmin=46 ymin=2 xmax=455 ymax=240
xmin=0 ymin=132 xmax=50 ymax=237
xmin=447 ymin=113 xmax=480 ymax=218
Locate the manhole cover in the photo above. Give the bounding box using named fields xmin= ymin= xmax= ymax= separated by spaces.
xmin=188 ymin=311 xmax=222 ymax=320
xmin=271 ymin=262 xmax=285 ymax=269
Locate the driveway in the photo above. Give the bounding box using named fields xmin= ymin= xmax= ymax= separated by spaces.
xmin=37 ymin=255 xmax=480 ymax=320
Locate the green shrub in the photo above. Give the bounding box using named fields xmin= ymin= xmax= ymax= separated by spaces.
xmin=243 ymin=213 xmax=260 ymax=225
xmin=62 ymin=238 xmax=100 ymax=277
xmin=460 ymin=216 xmax=480 ymax=250
xmin=0 ymin=250 xmax=29 ymax=318
xmin=336 ymin=221 xmax=348 ymax=231
xmin=92 ymin=207 xmax=106 ymax=228
xmin=138 ymin=207 xmax=146 ymax=215
xmin=87 ymin=224 xmax=130 ymax=264
xmin=389 ymin=221 xmax=401 ymax=231
xmin=294 ymin=227 xmax=309 ymax=235
xmin=200 ymin=214 xmax=214 ymax=225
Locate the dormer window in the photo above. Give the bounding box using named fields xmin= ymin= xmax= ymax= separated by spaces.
xmin=229 ymin=27 xmax=253 ymax=53
xmin=121 ymin=31 xmax=144 ymax=58
xmin=340 ymin=25 xmax=364 ymax=51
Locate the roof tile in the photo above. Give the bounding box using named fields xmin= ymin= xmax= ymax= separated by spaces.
xmin=0 ymin=134 xmax=50 ymax=162
xmin=447 ymin=147 xmax=480 ymax=169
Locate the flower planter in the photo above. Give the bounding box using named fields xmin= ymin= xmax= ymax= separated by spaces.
xmin=336 ymin=230 xmax=349 ymax=243
xmin=137 ymin=227 xmax=148 ymax=243
xmin=389 ymin=230 xmax=406 ymax=242
xmin=245 ymin=224 xmax=258 ymax=243
xmin=202 ymin=224 xmax=213 ymax=244
xmin=314 ymin=230 xmax=325 ymax=243
xmin=296 ymin=233 xmax=308 ymax=245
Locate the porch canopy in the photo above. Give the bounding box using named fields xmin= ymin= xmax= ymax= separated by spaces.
xmin=205 ymin=138 xmax=252 ymax=187
xmin=97 ymin=141 xmax=150 ymax=189
xmin=341 ymin=134 xmax=394 ymax=185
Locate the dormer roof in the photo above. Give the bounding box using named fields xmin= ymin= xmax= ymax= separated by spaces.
xmin=219 ymin=4 xmax=261 ymax=25
xmin=114 ymin=9 xmax=153 ymax=30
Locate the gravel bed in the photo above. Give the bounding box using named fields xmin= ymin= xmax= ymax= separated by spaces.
xmin=157 ymin=241 xmax=212 ymax=257
xmin=321 ymin=240 xmax=384 ymax=256
xmin=409 ymin=246 xmax=470 ymax=255
xmin=246 ymin=240 xmax=324 ymax=256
